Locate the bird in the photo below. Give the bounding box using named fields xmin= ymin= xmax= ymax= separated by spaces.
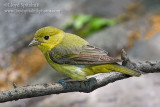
xmin=28 ymin=26 xmax=141 ymax=81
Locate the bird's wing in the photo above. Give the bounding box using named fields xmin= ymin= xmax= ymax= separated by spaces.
xmin=49 ymin=45 xmax=122 ymax=65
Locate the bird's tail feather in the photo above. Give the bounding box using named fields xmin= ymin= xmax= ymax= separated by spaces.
xmin=90 ymin=64 xmax=141 ymax=77
xmin=106 ymin=64 xmax=141 ymax=77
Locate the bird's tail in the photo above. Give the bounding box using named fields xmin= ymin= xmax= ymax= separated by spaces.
xmin=113 ymin=64 xmax=141 ymax=76
xmin=89 ymin=64 xmax=141 ymax=77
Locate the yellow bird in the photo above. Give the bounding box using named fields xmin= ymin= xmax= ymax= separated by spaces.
xmin=29 ymin=26 xmax=141 ymax=81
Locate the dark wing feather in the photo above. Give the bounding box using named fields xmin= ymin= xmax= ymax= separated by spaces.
xmin=49 ymin=45 xmax=122 ymax=65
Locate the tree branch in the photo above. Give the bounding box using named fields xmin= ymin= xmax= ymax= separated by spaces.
xmin=0 ymin=50 xmax=159 ymax=103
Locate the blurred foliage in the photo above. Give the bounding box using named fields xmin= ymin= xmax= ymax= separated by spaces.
xmin=0 ymin=47 xmax=46 ymax=91
xmin=145 ymin=14 xmax=160 ymax=39
xmin=127 ymin=32 xmax=141 ymax=50
xmin=63 ymin=14 xmax=118 ymax=38
xmin=118 ymin=2 xmax=144 ymax=22
xmin=126 ymin=14 xmax=160 ymax=50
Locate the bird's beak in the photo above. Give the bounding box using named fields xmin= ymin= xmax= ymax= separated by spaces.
xmin=28 ymin=39 xmax=41 ymax=47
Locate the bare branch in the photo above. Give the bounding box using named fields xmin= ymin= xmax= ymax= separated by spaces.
xmin=0 ymin=50 xmax=159 ymax=103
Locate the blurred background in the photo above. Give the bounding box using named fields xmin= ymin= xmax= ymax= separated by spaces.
xmin=0 ymin=0 xmax=160 ymax=107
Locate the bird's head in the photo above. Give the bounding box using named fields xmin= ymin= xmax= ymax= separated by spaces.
xmin=29 ymin=26 xmax=64 ymax=53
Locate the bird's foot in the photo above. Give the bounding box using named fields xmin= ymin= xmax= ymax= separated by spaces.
xmin=57 ymin=77 xmax=71 ymax=85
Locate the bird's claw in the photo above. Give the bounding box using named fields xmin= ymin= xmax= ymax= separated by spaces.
xmin=57 ymin=77 xmax=71 ymax=85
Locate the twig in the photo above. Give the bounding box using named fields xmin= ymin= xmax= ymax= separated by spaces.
xmin=0 ymin=50 xmax=159 ymax=103
xmin=13 ymin=83 xmax=18 ymax=89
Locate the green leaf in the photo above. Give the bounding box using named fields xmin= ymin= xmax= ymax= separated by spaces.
xmin=63 ymin=14 xmax=118 ymax=38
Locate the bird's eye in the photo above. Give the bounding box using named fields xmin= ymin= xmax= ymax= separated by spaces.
xmin=44 ymin=36 xmax=49 ymax=40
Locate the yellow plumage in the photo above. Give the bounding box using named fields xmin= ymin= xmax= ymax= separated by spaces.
xmin=29 ymin=26 xmax=141 ymax=81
